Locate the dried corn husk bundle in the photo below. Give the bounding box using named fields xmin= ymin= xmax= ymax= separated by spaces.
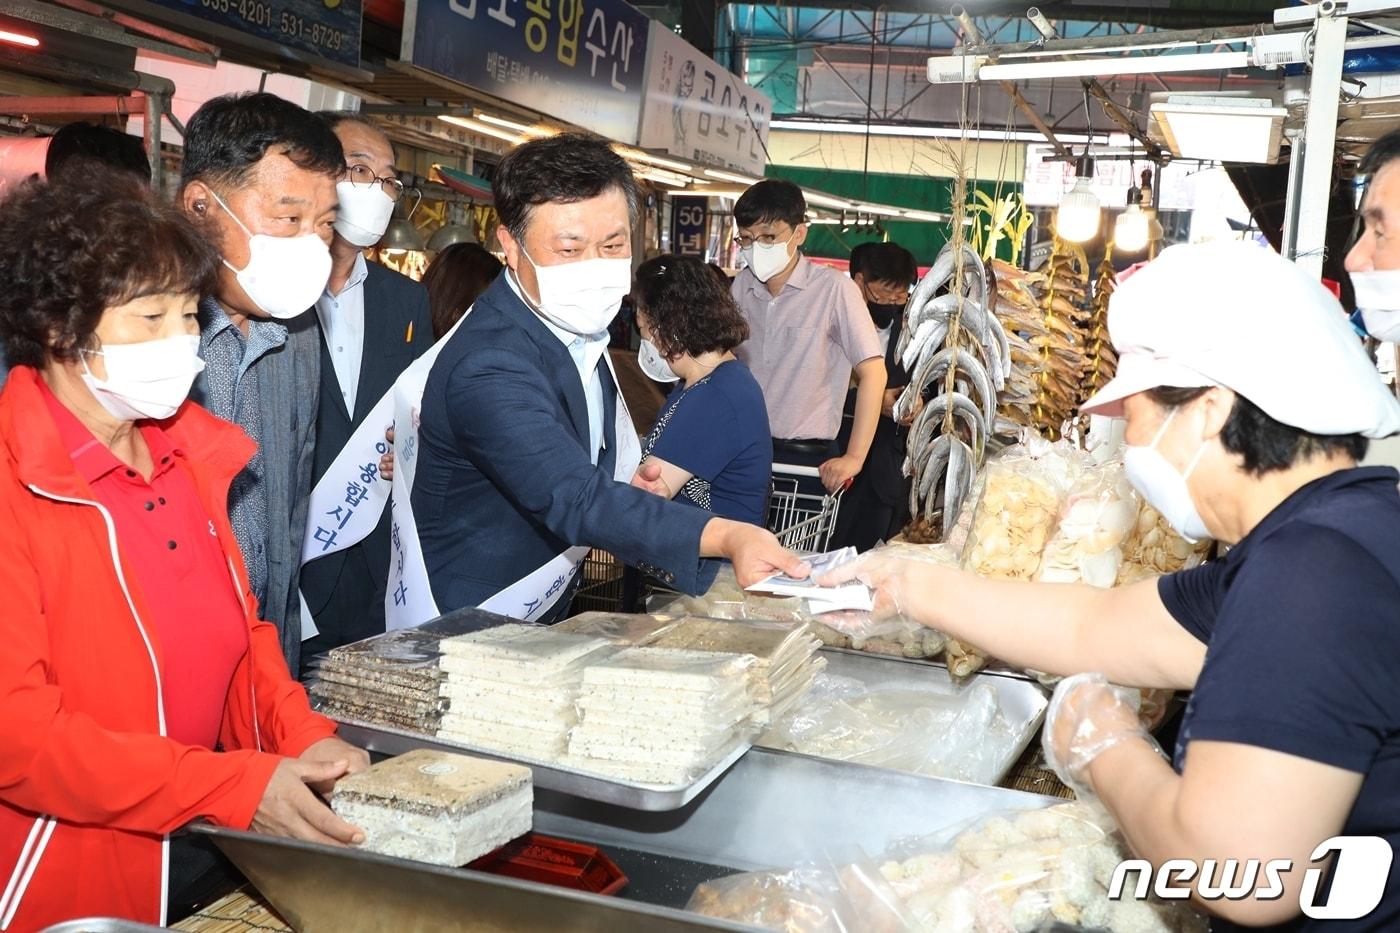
xmin=1115 ymin=500 xmax=1212 ymax=584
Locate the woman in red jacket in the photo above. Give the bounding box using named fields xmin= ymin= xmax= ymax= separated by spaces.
xmin=0 ymin=169 xmax=369 ymax=932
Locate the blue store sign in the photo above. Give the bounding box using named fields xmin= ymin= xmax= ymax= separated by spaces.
xmin=403 ymin=0 xmax=650 ymax=144
xmin=145 ymin=0 xmax=363 ymax=68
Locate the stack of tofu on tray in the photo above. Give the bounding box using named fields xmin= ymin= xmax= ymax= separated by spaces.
xmin=311 ymin=612 xmax=826 ymax=787
xmin=435 ymin=624 xmax=610 ymax=760
xmin=563 ymin=647 xmax=761 ymax=784
xmin=309 ymin=627 xmax=448 ymax=733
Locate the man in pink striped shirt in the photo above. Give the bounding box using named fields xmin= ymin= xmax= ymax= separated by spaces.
xmin=730 ymin=180 xmax=887 ymax=494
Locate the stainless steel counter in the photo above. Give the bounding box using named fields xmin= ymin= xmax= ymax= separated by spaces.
xmin=200 ymin=748 xmax=1055 ymax=931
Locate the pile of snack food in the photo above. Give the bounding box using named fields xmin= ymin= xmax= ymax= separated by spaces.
xmin=687 ymin=802 xmax=1207 ymax=933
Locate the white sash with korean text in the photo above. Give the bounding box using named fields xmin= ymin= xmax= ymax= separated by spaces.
xmin=384 ymin=321 xmax=641 ymax=631
xmin=298 ymin=386 xmax=397 ymax=640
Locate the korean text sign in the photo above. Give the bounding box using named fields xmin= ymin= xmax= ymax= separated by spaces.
xmin=404 ymin=0 xmax=650 ymax=145
xmin=671 ymin=196 xmax=708 ymax=258
xmin=637 ymin=20 xmax=771 ymax=176
xmin=145 ymin=0 xmax=363 ymax=68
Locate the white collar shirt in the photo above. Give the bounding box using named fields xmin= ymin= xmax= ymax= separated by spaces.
xmin=315 ymin=251 xmax=369 ymax=414
xmin=507 ymin=270 xmax=609 ymax=465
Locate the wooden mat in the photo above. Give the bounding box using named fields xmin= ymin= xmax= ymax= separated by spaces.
xmin=171 ymin=888 xmax=291 ymax=933
xmin=999 ymin=742 xmax=1074 ymax=799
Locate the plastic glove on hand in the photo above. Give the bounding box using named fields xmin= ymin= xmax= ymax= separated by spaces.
xmin=817 ymin=551 xmax=948 ymax=623
xmin=1042 ymin=672 xmax=1165 ymax=801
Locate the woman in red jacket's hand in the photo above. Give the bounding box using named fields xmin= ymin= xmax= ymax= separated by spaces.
xmin=0 ymin=167 xmax=367 ymax=932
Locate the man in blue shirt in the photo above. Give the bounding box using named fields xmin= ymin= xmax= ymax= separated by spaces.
xmin=180 ymin=93 xmax=343 ymax=673
xmin=412 ymin=133 xmax=803 ymax=623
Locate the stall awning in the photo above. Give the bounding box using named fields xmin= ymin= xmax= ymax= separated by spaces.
xmin=431 ymin=164 xmax=492 ymax=203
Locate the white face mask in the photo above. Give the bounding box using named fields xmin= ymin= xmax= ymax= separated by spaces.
xmin=1351 ymin=268 xmax=1400 ymax=342
xmin=209 ymin=188 xmax=332 ymax=320
xmin=519 ymin=248 xmax=631 ymax=336
xmin=1122 ymin=408 xmax=1211 ymax=543
xmin=638 ymin=338 xmax=680 ymax=383
xmin=333 ymin=180 xmax=396 ymax=248
xmin=746 ymin=235 xmax=796 ymax=283
xmin=80 ymin=334 xmax=205 ymax=422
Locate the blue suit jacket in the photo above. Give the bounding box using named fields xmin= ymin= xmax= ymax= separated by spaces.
xmin=413 ymin=274 xmax=711 ymax=614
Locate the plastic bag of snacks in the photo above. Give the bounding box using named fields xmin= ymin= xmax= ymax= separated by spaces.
xmin=876 ymin=803 xmax=1208 ymax=933
xmin=1034 ymin=460 xmax=1139 ymax=587
xmin=961 ymin=440 xmax=1085 ymax=581
xmin=687 ymin=803 xmax=1207 ymax=933
xmin=687 ymin=859 xmax=915 ymax=932
xmin=1116 ymin=500 xmax=1212 ymax=585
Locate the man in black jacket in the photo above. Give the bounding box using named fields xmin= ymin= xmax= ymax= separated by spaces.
xmin=831 ymin=241 xmax=920 ymax=550
xmin=300 ymin=114 xmax=433 ymax=666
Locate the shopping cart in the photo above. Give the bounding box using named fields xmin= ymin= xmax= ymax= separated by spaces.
xmin=766 ymin=463 xmax=846 ymax=553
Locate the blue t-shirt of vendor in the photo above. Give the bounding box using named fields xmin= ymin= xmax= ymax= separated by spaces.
xmin=1158 ymin=467 xmax=1400 ymax=933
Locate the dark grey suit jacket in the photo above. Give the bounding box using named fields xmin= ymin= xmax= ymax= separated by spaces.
xmin=301 ymin=262 xmax=433 ymax=643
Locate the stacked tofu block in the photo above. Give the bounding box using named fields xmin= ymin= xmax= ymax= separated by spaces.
xmin=331 ymin=749 xmax=532 ymax=867
xmin=435 ymin=624 xmax=610 ymax=761
xmin=310 ymin=628 xmax=447 ymax=732
xmin=562 ymin=647 xmax=758 ymax=785
xmin=646 ymin=618 xmax=826 ymax=723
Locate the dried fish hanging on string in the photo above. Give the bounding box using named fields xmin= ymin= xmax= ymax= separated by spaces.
xmin=1081 ymin=249 xmax=1119 ymax=404
xmin=895 ymin=240 xmax=1012 ymax=540
xmin=993 ymin=238 xmax=1093 ymax=440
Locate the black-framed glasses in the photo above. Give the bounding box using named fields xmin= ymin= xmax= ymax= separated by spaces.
xmin=346 ymin=162 xmax=406 ymax=201
xmin=732 ymin=231 xmax=790 ymax=249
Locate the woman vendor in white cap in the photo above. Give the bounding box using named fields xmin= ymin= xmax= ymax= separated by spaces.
xmin=824 ymin=241 xmax=1400 ymax=931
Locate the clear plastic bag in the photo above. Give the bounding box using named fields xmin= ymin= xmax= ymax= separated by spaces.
xmin=961 ymin=440 xmax=1084 ymax=581
xmin=672 ymin=565 xmax=811 ymax=623
xmin=760 ymin=675 xmax=1018 ymax=785
xmin=877 ymin=802 xmax=1209 ymax=933
xmin=686 ymin=803 xmax=1207 ymax=932
xmin=1116 ymin=500 xmax=1213 ymax=585
xmin=553 ymin=611 xmax=683 ymax=644
xmin=687 ymin=858 xmax=916 ymax=933
xmin=1035 ymin=460 xmax=1139 ymax=587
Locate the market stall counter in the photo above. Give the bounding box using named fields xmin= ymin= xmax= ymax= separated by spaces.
xmin=193 ymin=750 xmax=1053 ymax=931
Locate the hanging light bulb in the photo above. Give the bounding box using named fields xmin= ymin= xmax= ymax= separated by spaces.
xmin=1114 ymin=203 xmax=1150 ymax=253
xmin=1056 ymin=176 xmax=1101 ymax=242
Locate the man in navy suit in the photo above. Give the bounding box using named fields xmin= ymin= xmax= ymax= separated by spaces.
xmin=412 ymin=133 xmax=803 ymax=620
xmin=301 ymin=115 xmax=433 ymax=660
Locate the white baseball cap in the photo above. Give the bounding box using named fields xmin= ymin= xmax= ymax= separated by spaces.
xmin=1080 ymin=241 xmax=1400 ymax=439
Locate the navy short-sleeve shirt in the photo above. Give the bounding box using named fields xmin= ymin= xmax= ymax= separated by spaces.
xmin=643 ymin=360 xmax=772 ymax=527
xmin=1159 ymin=467 xmax=1400 ymax=932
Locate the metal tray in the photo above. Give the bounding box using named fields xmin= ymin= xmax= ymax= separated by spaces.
xmin=39 ymin=921 xmax=165 ymax=933
xmin=192 ymin=824 xmax=754 ymax=933
xmin=334 ymin=718 xmax=752 ymax=812
xmin=755 ymin=649 xmax=1048 ymax=786
xmin=818 ymin=644 xmax=1034 ymax=679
